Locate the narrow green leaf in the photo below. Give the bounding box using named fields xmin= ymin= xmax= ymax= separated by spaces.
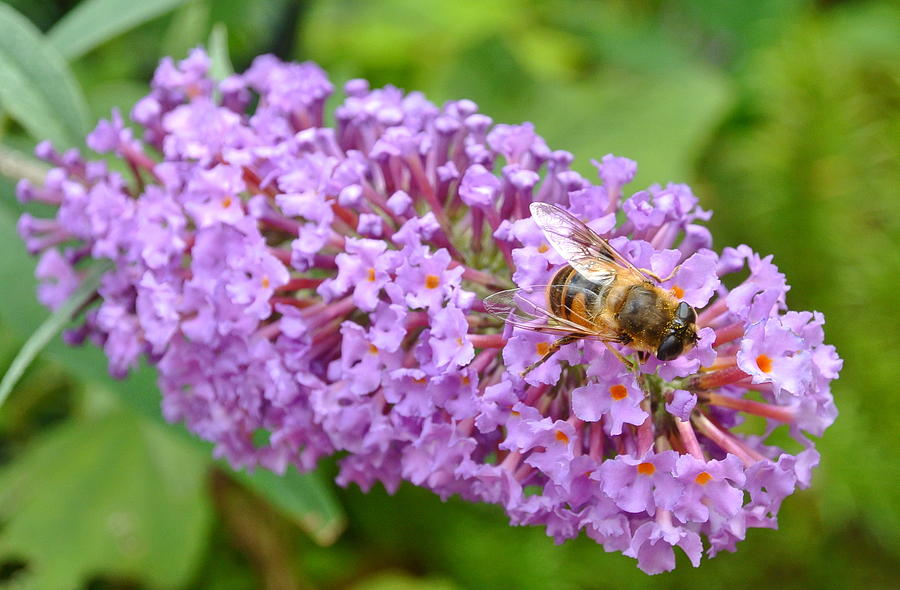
xmin=0 ymin=4 xmax=90 ymax=149
xmin=47 ymin=0 xmax=188 ymax=60
xmin=230 ymin=465 xmax=346 ymax=546
xmin=0 ymin=263 xmax=108 ymax=409
xmin=208 ymin=22 xmax=234 ymax=81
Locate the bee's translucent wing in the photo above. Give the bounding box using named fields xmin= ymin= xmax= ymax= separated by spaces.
xmin=529 ymin=202 xmax=649 ymax=283
xmin=484 ymin=285 xmax=623 ymax=341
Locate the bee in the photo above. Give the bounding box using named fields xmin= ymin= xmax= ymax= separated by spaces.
xmin=485 ymin=202 xmax=698 ymax=374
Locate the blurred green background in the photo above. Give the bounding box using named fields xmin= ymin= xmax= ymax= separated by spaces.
xmin=0 ymin=0 xmax=897 ymax=589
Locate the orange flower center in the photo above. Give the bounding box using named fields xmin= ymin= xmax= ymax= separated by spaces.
xmin=222 ymin=195 xmax=233 ymax=208
xmin=609 ymin=384 xmax=628 ymax=400
xmin=368 ymin=344 xmax=379 ymax=355
xmin=538 ymin=243 xmax=549 ymax=253
xmin=535 ymin=342 xmax=550 ymax=357
xmin=425 ymin=274 xmax=440 ymax=289
xmin=260 ymin=275 xmax=270 ymax=289
xmin=671 ymin=285 xmax=685 ymax=299
xmin=756 ymin=354 xmax=773 ymax=373
xmin=636 ymin=462 xmax=656 ymax=476
xmin=413 ymin=377 xmax=427 ymax=385
xmin=367 ymin=268 xmax=376 ymax=282
xmin=555 ymin=430 xmax=570 ymax=444
xmin=694 ymin=471 xmax=713 ymax=485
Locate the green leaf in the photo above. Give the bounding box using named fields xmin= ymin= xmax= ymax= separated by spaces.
xmin=0 ymin=410 xmax=213 ymax=590
xmin=0 ymin=4 xmax=90 ymax=149
xmin=208 ymin=23 xmax=234 ymax=82
xmin=47 ymin=0 xmax=188 ymax=61
xmin=0 ymin=263 xmax=107 ymax=410
xmin=230 ymin=465 xmax=346 ymax=546
xmin=161 ymin=0 xmax=210 ymax=62
xmin=350 ymin=571 xmax=462 ymax=590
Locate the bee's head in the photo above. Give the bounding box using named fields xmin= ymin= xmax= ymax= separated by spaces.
xmin=655 ymin=302 xmax=699 ymax=361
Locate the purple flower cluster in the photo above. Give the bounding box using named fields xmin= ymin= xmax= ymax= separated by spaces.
xmin=17 ymin=49 xmax=841 ymax=574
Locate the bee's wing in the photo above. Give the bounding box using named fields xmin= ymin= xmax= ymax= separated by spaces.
xmin=529 ymin=202 xmax=649 ymax=283
xmin=484 ymin=285 xmax=624 ymax=341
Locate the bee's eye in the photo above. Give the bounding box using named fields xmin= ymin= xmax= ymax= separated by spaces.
xmin=675 ymin=301 xmax=696 ymax=324
xmin=656 ymin=334 xmax=683 ymax=361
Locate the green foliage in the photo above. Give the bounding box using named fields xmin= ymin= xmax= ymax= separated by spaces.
xmin=228 ymin=466 xmax=346 ymax=547
xmin=47 ymin=0 xmax=189 ymax=60
xmin=699 ymin=0 xmax=900 ymax=561
xmin=0 ymin=410 xmax=212 ymax=590
xmin=299 ymin=0 xmax=734 ymax=186
xmin=0 ymin=4 xmax=89 ymax=148
xmin=207 ymin=24 xmax=234 ymax=82
xmin=0 ymin=0 xmax=897 ymax=588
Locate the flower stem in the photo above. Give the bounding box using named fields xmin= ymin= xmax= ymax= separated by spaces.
xmin=692 ymin=413 xmax=765 ymax=466
xmin=701 ymin=392 xmax=796 ymax=423
xmin=714 ymin=322 xmax=745 ymax=346
xmin=675 ymin=419 xmax=704 ymax=460
xmin=697 ymin=297 xmax=728 ymax=328
xmin=468 ymin=333 xmax=506 ymax=349
xmin=684 ymin=366 xmax=749 ymax=390
xmin=588 ymin=421 xmax=604 ymax=460
xmin=278 ymin=277 xmax=324 ymax=291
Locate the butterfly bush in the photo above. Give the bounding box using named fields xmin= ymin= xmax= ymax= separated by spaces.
xmin=17 ymin=49 xmax=841 ymax=574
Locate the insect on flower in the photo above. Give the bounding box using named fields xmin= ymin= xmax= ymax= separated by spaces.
xmin=485 ymin=202 xmax=699 ymax=374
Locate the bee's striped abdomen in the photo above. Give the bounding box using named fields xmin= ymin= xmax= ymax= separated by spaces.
xmin=547 ymin=265 xmax=603 ymax=329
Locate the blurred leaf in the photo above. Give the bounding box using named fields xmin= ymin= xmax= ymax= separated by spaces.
xmin=84 ymin=80 xmax=153 ymax=123
xmin=230 ymin=465 xmax=345 ymax=546
xmin=162 ymin=0 xmax=210 ymax=61
xmin=207 ymin=0 xmax=294 ymax=66
xmin=46 ymin=0 xmax=188 ymax=60
xmin=439 ymin=44 xmax=732 ymax=186
xmin=504 ymin=26 xmax=584 ymax=81
xmin=538 ymin=67 xmax=733 ymax=186
xmin=0 ymin=263 xmax=107 ymax=410
xmin=208 ymin=23 xmax=234 ymax=81
xmin=350 ymin=571 xmax=462 ymax=590
xmin=0 ymin=4 xmax=90 ymax=149
xmin=300 ymin=0 xmax=521 ymax=89
xmin=0 ymin=410 xmax=212 ymax=590
xmin=699 ymin=0 xmax=900 ymax=566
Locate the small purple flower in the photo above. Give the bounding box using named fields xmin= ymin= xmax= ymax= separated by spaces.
xmin=665 ymin=389 xmax=697 ymax=422
xmin=670 ymin=454 xmax=745 ymax=523
xmin=33 ymin=248 xmax=80 ymax=309
xmin=626 ymin=513 xmax=702 ymax=575
xmin=394 ymin=247 xmax=463 ymax=312
xmin=18 ymin=49 xmax=841 ymax=575
xmin=594 ymin=451 xmax=680 ymax=515
xmin=319 ymin=238 xmax=399 ymax=312
xmin=572 ymin=355 xmax=648 ymax=434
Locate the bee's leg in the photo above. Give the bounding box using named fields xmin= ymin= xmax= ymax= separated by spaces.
xmin=639 ymin=266 xmax=680 ymax=284
xmin=603 ymin=342 xmax=637 ymax=372
xmin=522 ymin=335 xmax=582 ymax=376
